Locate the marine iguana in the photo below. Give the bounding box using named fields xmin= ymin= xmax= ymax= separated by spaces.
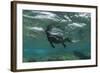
xmin=45 ymin=24 xmax=72 ymax=48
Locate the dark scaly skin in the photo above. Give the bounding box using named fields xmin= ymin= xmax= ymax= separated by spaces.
xmin=45 ymin=25 xmax=66 ymax=48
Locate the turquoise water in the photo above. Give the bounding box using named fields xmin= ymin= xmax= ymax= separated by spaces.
xmin=23 ymin=10 xmax=91 ymax=62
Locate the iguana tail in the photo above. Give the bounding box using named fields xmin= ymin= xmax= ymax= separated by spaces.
xmin=64 ymin=37 xmax=72 ymax=43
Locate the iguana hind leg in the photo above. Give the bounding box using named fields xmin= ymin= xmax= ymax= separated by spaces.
xmin=49 ymin=41 xmax=55 ymax=48
xmin=62 ymin=42 xmax=66 ymax=48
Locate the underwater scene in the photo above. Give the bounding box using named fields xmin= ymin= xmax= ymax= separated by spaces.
xmin=23 ymin=10 xmax=91 ymax=62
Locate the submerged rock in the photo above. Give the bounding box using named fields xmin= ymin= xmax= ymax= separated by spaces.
xmin=73 ymin=51 xmax=90 ymax=59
